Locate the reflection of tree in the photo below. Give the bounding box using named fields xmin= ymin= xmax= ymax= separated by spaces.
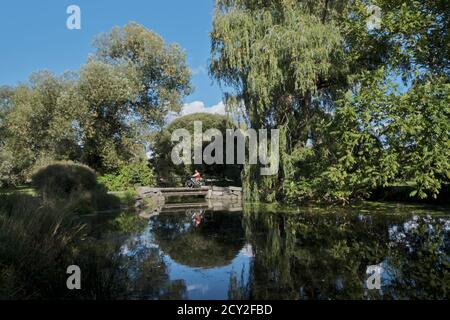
xmin=86 ymin=206 xmax=448 ymax=300
xmin=231 ymin=205 xmax=449 ymax=300
xmin=124 ymin=246 xmax=187 ymax=300
xmin=386 ymin=216 xmax=450 ymax=299
xmin=241 ymin=207 xmax=392 ymax=299
xmin=80 ymin=210 xmax=148 ymax=239
xmin=151 ymin=212 xmax=245 ymax=268
xmin=82 ymin=211 xmax=188 ymax=299
xmin=228 ymin=266 xmax=250 ymax=300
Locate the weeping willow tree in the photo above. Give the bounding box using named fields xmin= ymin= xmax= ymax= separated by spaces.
xmin=210 ymin=0 xmax=387 ymax=201
xmin=210 ymin=0 xmax=449 ymax=203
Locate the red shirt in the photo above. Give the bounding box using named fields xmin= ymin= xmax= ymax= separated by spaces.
xmin=193 ymin=172 xmax=201 ymax=181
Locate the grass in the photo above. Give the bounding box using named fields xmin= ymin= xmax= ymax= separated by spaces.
xmin=0 ymin=192 xmax=129 ymax=299
xmin=0 ymin=185 xmax=35 ymax=196
xmin=106 ymin=189 xmax=137 ymax=207
xmin=1 ymin=185 xmax=138 ymax=212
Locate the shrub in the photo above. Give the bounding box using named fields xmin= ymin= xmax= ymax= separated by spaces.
xmin=98 ymin=162 xmax=155 ymax=192
xmin=31 ymin=161 xmax=97 ymax=199
xmin=0 ymin=149 xmax=18 ymax=188
xmin=30 ymin=161 xmax=120 ymax=212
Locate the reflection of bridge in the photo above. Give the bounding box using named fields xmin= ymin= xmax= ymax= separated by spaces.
xmin=138 ymin=199 xmax=243 ymax=219
xmin=136 ymin=186 xmax=242 ymax=201
xmin=161 ymin=200 xmax=243 ymax=212
xmin=135 ymin=186 xmax=243 ymax=219
xmin=144 ymin=187 xmax=210 ymax=197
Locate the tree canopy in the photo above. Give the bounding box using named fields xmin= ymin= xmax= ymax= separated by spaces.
xmin=152 ymin=112 xmax=241 ymax=182
xmin=210 ymin=0 xmax=450 ymax=203
xmin=0 ymin=22 xmax=192 ymax=185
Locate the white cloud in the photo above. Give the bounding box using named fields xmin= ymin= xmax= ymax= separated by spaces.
xmin=165 ymin=101 xmax=226 ymax=124
xmin=181 ymin=100 xmax=226 ymax=116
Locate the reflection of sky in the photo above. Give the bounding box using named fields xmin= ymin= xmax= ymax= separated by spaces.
xmin=388 ymin=215 xmax=450 ymax=249
xmin=120 ymin=217 xmax=252 ymax=300
xmin=163 ymin=244 xmax=251 ymax=300
xmin=116 ymin=209 xmax=450 ymax=300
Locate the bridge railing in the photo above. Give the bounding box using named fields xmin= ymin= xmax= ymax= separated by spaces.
xmin=154 ymin=176 xmax=239 ymax=188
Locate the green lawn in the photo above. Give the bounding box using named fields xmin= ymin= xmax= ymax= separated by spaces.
xmin=0 ymin=185 xmax=137 ymax=209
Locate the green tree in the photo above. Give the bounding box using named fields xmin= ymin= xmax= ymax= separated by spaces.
xmin=210 ymin=0 xmax=449 ymax=202
xmin=152 ymin=112 xmax=241 ymax=182
xmin=376 ymin=0 xmax=450 ymax=77
xmin=4 ymin=72 xmax=79 ymax=180
xmin=388 ymin=77 xmax=450 ymax=198
xmin=210 ymin=0 xmax=383 ymax=201
xmin=58 ymin=59 xmax=143 ymax=172
xmin=0 ymin=86 xmax=14 ymax=143
xmin=58 ymin=22 xmax=193 ymax=172
xmin=317 ymin=0 xmax=450 ymax=201
xmin=2 ymin=22 xmax=193 ymax=177
xmin=94 ymin=22 xmax=193 ymax=128
xmin=0 ymin=86 xmax=16 ymax=187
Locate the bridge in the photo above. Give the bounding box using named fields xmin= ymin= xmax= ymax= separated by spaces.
xmin=136 ymin=186 xmax=243 ymax=205
xmin=138 ymin=199 xmax=243 ymax=219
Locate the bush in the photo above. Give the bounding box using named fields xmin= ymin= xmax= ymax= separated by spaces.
xmin=31 ymin=161 xmax=120 ymax=212
xmin=98 ymin=162 xmax=155 ymax=192
xmin=31 ymin=161 xmax=97 ymax=199
xmin=0 ymin=149 xmax=18 ymax=188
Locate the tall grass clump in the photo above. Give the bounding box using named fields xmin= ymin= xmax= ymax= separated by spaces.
xmin=0 ymin=193 xmax=128 ymax=299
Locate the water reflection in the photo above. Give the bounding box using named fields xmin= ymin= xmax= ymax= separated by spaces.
xmin=101 ymin=202 xmax=449 ymax=300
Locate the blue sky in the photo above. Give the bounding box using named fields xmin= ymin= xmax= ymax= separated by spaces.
xmin=0 ymin=0 xmax=224 ymax=110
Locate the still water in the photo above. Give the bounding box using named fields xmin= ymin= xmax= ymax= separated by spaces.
xmin=89 ymin=201 xmax=450 ymax=300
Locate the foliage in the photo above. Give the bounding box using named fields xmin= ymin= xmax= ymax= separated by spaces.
xmin=98 ymin=162 xmax=155 ymax=192
xmin=388 ymin=77 xmax=450 ymax=198
xmin=0 ymin=5 xmax=448 ymax=202
xmin=0 ymin=193 xmax=128 ymax=299
xmin=152 ymin=112 xmax=241 ymax=182
xmin=1 ymin=22 xmax=191 ymax=180
xmin=0 ymin=86 xmax=13 ymax=146
xmin=31 ymin=161 xmax=97 ymax=199
xmin=376 ymin=0 xmax=450 ymax=77
xmin=58 ymin=59 xmax=143 ymax=173
xmin=0 ymin=149 xmax=17 ymax=188
xmin=31 ymin=161 xmax=120 ymax=212
xmin=210 ymin=0 xmax=450 ymax=203
xmin=56 ymin=22 xmax=192 ymax=173
xmin=3 ymin=72 xmax=80 ymax=181
xmin=94 ymin=22 xmax=192 ymax=126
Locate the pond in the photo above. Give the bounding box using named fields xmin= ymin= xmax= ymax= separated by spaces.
xmin=87 ymin=200 xmax=450 ymax=300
